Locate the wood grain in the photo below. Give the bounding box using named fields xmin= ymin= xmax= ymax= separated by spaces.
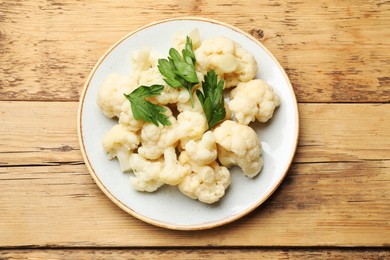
xmin=0 ymin=102 xmax=389 ymax=167
xmin=0 ymin=0 xmax=389 ymax=102
xmin=1 ymin=160 xmax=389 ymax=247
xmin=0 ymin=102 xmax=79 ymax=166
xmin=1 ymin=249 xmax=389 ymax=259
xmin=1 ymin=0 xmax=390 ymax=253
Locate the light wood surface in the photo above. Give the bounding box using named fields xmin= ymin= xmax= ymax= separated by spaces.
xmin=1 ymin=0 xmax=389 ymax=102
xmin=1 ymin=249 xmax=389 ymax=259
xmin=0 ymin=0 xmax=389 ymax=258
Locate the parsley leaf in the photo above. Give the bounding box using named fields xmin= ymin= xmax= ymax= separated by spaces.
xmin=124 ymin=85 xmax=171 ymax=126
xmin=158 ymin=36 xmax=199 ymax=106
xmin=196 ymin=70 xmax=226 ymax=130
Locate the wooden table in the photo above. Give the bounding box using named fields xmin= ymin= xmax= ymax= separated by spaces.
xmin=1 ymin=0 xmax=389 ymax=258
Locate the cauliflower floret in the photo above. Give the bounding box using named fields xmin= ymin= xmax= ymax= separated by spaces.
xmin=102 ymin=124 xmax=140 ymax=172
xmin=173 ymin=28 xmax=201 ymax=51
xmin=176 ymin=111 xmax=208 ymax=148
xmin=229 ymin=95 xmax=258 ymax=125
xmin=223 ymin=43 xmax=258 ymax=87
xmin=176 ymin=71 xmax=205 ymax=113
xmin=97 ymin=73 xmax=139 ymax=118
xmin=223 ymin=101 xmax=232 ymax=121
xmin=195 ymin=37 xmax=236 ymax=74
xmin=178 ymin=152 xmax=231 ymax=204
xmin=129 ymin=154 xmax=164 ymax=192
xmin=229 ymin=79 xmax=280 ymax=124
xmin=138 ymin=66 xmax=190 ymax=105
xmin=177 ymin=100 xmax=231 ymax=122
xmin=177 ymin=93 xmax=204 ymax=114
xmin=213 ymin=120 xmax=263 ymax=178
xmin=118 ymin=101 xmax=144 ymax=132
xmin=154 ymin=85 xmax=189 ymax=105
xmin=138 ymin=108 xmax=178 ymax=160
xmin=195 ymin=37 xmax=257 ymax=88
xmin=185 ymin=131 xmax=217 ymax=165
xmin=131 ymin=47 xmax=162 ymax=71
xmin=159 ymin=147 xmax=190 ymax=185
xmin=138 ymin=66 xmax=165 ymax=86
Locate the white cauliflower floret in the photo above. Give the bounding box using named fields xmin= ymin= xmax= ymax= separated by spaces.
xmin=173 ymin=28 xmax=201 ymax=51
xmin=185 ymin=131 xmax=217 ymax=165
xmin=138 ymin=108 xmax=178 ymax=160
xmin=229 ymin=79 xmax=280 ymax=124
xmin=224 ymin=43 xmax=258 ymax=87
xmin=176 ymin=71 xmax=204 ymax=113
xmin=177 ymin=93 xmax=204 ymax=114
xmin=131 ymin=47 xmax=162 ymax=71
xmin=97 ymin=73 xmax=138 ymax=118
xmin=159 ymin=147 xmax=190 ymax=185
xmin=176 ymin=111 xmax=208 ymax=148
xmin=177 ymin=99 xmax=231 ymax=122
xmin=195 ymin=37 xmax=236 ymax=74
xmin=138 ymin=66 xmax=164 ymax=86
xmin=118 ymin=101 xmax=144 ymax=132
xmin=178 ymin=152 xmax=231 ymax=204
xmin=213 ymin=120 xmax=263 ymax=178
xmin=129 ymin=154 xmax=164 ymax=192
xmin=229 ymin=95 xmax=258 ymax=125
xmin=102 ymin=124 xmax=140 ymax=172
xmin=138 ymin=66 xmax=190 ymax=105
xmin=154 ymin=85 xmax=190 ymax=105
xmin=195 ymin=37 xmax=257 ymax=88
xmin=224 ymin=101 xmax=232 ymax=121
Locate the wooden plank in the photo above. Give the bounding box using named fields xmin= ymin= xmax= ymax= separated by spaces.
xmin=0 ymin=160 xmax=389 ymax=247
xmin=0 ymin=249 xmax=389 ymax=259
xmin=0 ymin=102 xmax=80 ymax=166
xmin=0 ymin=102 xmax=389 ymax=166
xmin=296 ymin=103 xmax=390 ymax=162
xmin=0 ymin=0 xmax=389 ymax=102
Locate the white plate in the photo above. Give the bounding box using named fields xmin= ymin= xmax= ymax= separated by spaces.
xmin=78 ymin=17 xmax=299 ymax=230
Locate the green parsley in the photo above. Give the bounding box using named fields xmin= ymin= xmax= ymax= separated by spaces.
xmin=158 ymin=36 xmax=199 ymax=106
xmin=124 ymin=85 xmax=171 ymax=126
xmin=196 ymin=70 xmax=226 ymax=130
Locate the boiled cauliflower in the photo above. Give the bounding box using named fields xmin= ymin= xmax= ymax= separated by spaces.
xmin=138 ymin=108 xmax=178 ymax=160
xmin=131 ymin=47 xmax=162 ymax=72
xmin=97 ymin=73 xmax=138 ymax=118
xmin=102 ymin=124 xmax=140 ymax=172
xmin=173 ymin=28 xmax=201 ymax=51
xmin=177 ymin=93 xmax=204 ymax=114
xmin=195 ymin=37 xmax=257 ymax=88
xmin=229 ymin=79 xmax=280 ymax=124
xmin=213 ymin=120 xmax=263 ymax=178
xmin=184 ymin=131 xmax=217 ymax=165
xmin=178 ymin=152 xmax=231 ymax=204
xmin=159 ymin=147 xmax=190 ymax=185
xmin=176 ymin=111 xmax=208 ymax=148
xmin=223 ymin=101 xmax=232 ymax=121
xmin=223 ymin=43 xmax=258 ymax=87
xmin=195 ymin=37 xmax=236 ymax=77
xmin=118 ymin=101 xmax=144 ymax=132
xmin=129 ymin=154 xmax=164 ymax=192
xmin=97 ymin=29 xmax=281 ymax=204
xmin=137 ymin=66 xmax=163 ymax=87
xmin=138 ymin=66 xmax=190 ymax=105
xmin=177 ymin=96 xmax=231 ymax=122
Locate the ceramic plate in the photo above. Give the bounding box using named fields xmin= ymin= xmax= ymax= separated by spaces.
xmin=78 ymin=17 xmax=299 ymax=230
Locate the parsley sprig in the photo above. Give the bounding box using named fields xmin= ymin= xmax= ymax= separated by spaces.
xmin=196 ymin=70 xmax=226 ymax=130
xmin=124 ymin=85 xmax=171 ymax=126
xmin=158 ymin=36 xmax=199 ymax=106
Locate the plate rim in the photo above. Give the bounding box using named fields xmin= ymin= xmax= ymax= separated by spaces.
xmin=77 ymin=16 xmax=300 ymax=230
